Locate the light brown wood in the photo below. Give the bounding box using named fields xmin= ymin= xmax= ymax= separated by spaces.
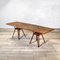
xmin=6 ymin=21 xmax=54 ymax=47
xmin=6 ymin=22 xmax=54 ymax=34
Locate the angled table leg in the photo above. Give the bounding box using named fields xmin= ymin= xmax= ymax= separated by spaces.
xmin=41 ymin=34 xmax=45 ymax=43
xmin=29 ymin=33 xmax=34 ymax=44
xmin=21 ymin=29 xmax=26 ymax=37
xmin=12 ymin=28 xmax=15 ymax=38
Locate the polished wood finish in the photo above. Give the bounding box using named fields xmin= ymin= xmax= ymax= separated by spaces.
xmin=6 ymin=21 xmax=54 ymax=47
xmin=6 ymin=22 xmax=54 ymax=34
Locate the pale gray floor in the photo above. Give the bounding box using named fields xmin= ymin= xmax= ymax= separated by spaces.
xmin=0 ymin=30 xmax=60 ymax=60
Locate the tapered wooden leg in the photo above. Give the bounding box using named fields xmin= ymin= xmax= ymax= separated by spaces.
xmin=18 ymin=30 xmax=20 ymax=39
xmin=29 ymin=33 xmax=34 ymax=44
xmin=21 ymin=29 xmax=26 ymax=37
xmin=36 ymin=35 xmax=40 ymax=47
xmin=12 ymin=28 xmax=15 ymax=38
xmin=41 ymin=34 xmax=45 ymax=43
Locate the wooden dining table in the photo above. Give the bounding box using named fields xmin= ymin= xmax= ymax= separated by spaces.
xmin=6 ymin=21 xmax=54 ymax=47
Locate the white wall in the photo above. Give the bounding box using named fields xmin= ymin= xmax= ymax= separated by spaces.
xmin=0 ymin=0 xmax=60 ymax=28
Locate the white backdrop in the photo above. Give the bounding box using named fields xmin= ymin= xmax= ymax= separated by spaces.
xmin=0 ymin=0 xmax=60 ymax=28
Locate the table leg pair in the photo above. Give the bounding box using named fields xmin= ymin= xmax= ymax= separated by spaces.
xmin=29 ymin=32 xmax=45 ymax=47
xmin=12 ymin=27 xmax=26 ymax=39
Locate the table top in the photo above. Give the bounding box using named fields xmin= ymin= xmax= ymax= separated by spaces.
xmin=6 ymin=21 xmax=54 ymax=34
